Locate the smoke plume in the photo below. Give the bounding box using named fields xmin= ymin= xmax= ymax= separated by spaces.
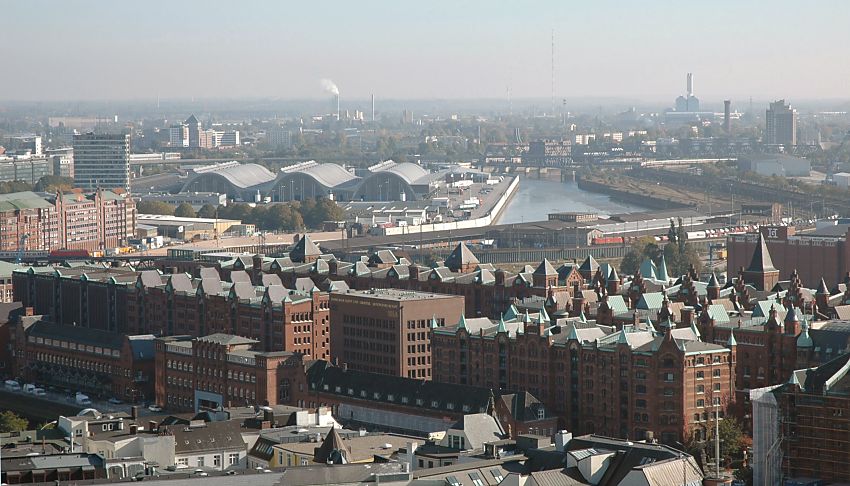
xmin=320 ymin=78 xmax=339 ymax=96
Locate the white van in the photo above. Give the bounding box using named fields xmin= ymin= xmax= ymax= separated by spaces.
xmin=33 ymin=387 xmax=46 ymax=396
xmin=23 ymin=383 xmax=36 ymax=394
xmin=4 ymin=380 xmax=21 ymax=391
xmin=75 ymin=392 xmax=92 ymax=406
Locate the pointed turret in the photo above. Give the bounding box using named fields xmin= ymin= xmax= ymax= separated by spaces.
xmin=313 ymin=427 xmax=351 ymax=464
xmin=743 ymin=232 xmax=780 ymax=291
xmin=444 ymin=243 xmax=479 ymax=272
xmin=567 ymin=324 xmax=580 ymax=342
xmin=430 ymin=315 xmax=439 ymax=330
xmin=458 ymin=314 xmax=468 ymax=331
xmin=707 ymin=272 xmax=721 ymax=301
xmin=497 ymin=314 xmax=507 ymax=334
xmin=816 ymin=277 xmax=830 ymax=311
xmin=640 ymin=258 xmax=658 ymax=281
xmin=726 ymin=329 xmax=738 ymax=347
xmin=784 ymin=305 xmax=801 ymax=335
xmin=579 ymin=310 xmax=587 ymax=323
xmin=579 ymin=254 xmax=599 ymax=280
xmin=290 ymin=234 xmax=322 ymax=263
xmin=539 ymin=306 xmax=551 ymax=324
xmin=657 ymin=254 xmax=670 ymax=282
xmin=690 ymin=320 xmax=701 ymax=340
xmin=797 ymin=319 xmax=813 ymax=348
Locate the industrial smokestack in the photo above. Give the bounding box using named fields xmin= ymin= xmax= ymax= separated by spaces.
xmin=724 ymin=100 xmax=731 ymax=132
xmin=686 ymin=73 xmax=694 ymax=97
xmin=371 ymin=94 xmax=375 ymax=122
xmin=320 ymin=79 xmax=340 ymax=121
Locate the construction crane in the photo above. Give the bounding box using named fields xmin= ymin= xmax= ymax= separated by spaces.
xmin=17 ymin=234 xmax=29 ymax=264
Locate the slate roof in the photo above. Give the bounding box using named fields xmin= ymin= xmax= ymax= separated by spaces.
xmin=290 ymin=235 xmax=322 ymax=262
xmin=305 ymin=360 xmax=493 ymax=415
xmin=747 ymin=233 xmax=777 ymax=273
xmin=445 ymin=243 xmax=479 ymax=268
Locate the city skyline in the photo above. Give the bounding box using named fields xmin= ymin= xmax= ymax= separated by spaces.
xmin=3 ymin=0 xmax=850 ymax=102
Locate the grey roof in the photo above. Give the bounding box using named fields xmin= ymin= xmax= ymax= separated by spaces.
xmin=196 ymin=334 xmax=257 ymax=346
xmin=290 ymin=235 xmax=322 ymax=262
xmin=747 ymin=233 xmax=777 ymax=273
xmin=448 ymin=413 xmax=505 ymax=449
xmin=371 ymin=160 xmax=430 ymax=184
xmin=283 ymin=162 xmax=360 ymax=188
xmin=172 ymin=420 xmax=247 ymax=454
xmin=445 ymin=243 xmax=479 ymax=268
xmin=534 ymin=259 xmax=557 ymax=276
xmin=188 ymin=162 xmax=276 ymax=189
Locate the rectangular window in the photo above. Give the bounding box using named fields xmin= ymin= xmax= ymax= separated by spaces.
xmin=197 ymin=457 xmax=205 ymax=467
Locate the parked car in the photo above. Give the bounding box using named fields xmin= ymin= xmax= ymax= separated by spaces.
xmin=108 ymin=398 xmax=124 ymax=405
xmin=148 ymin=405 xmax=162 ymax=412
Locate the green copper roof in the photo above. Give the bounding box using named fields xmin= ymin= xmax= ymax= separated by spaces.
xmin=727 ymin=329 xmax=738 ymax=347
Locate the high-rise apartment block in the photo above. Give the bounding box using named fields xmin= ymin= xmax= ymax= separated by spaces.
xmin=765 ymin=99 xmax=797 ymax=146
xmin=266 ymin=127 xmax=292 ymax=149
xmin=73 ymin=132 xmax=131 ymax=191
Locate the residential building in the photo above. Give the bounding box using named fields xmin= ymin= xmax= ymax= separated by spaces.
xmin=72 ymin=132 xmax=131 ymax=191
xmin=523 ymin=140 xmax=571 ymax=166
xmin=329 ymin=288 xmax=465 ymax=379
xmin=765 ymin=99 xmax=797 ymax=146
xmin=0 ymin=453 xmax=109 ymax=484
xmin=266 ymin=126 xmax=292 ymax=149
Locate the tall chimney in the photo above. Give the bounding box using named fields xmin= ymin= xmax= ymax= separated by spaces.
xmin=724 ymin=100 xmax=731 ymax=133
xmin=336 ymin=93 xmax=340 ymax=121
xmin=371 ymin=94 xmax=375 ymax=122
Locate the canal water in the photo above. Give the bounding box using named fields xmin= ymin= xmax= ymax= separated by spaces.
xmin=495 ymin=178 xmax=646 ymax=224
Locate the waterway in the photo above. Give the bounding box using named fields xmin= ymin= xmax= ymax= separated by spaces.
xmin=495 ymin=178 xmax=646 ymax=224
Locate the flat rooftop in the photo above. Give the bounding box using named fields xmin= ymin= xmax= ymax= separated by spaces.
xmin=335 ymin=288 xmax=460 ymax=302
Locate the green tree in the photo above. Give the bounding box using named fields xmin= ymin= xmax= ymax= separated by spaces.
xmin=0 ymin=410 xmax=29 ymax=433
xmin=619 ymin=236 xmax=661 ymax=275
xmin=196 ymin=204 xmax=218 ymax=219
xmin=35 ymin=175 xmax=75 ymax=193
xmin=174 ymin=203 xmax=197 ymax=218
xmin=136 ymin=201 xmax=175 ymax=215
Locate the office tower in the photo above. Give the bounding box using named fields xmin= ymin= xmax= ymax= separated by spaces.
xmin=185 ymin=114 xmax=202 ymax=148
xmin=73 ymin=132 xmax=131 ymax=191
xmin=765 ymin=100 xmax=797 ymax=146
xmin=686 ymin=72 xmax=694 ymax=97
xmin=169 ymin=123 xmax=189 ymax=147
xmin=724 ymin=100 xmax=732 ymax=132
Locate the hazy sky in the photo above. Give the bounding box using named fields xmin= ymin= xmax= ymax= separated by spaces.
xmin=4 ymin=0 xmax=849 ymax=102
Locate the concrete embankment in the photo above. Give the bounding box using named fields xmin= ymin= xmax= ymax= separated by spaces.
xmin=379 ymin=176 xmax=520 ymax=237
xmin=577 ymin=176 xmax=695 ymax=210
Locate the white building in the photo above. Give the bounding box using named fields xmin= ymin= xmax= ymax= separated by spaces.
xmin=833 ymin=172 xmax=850 ymax=188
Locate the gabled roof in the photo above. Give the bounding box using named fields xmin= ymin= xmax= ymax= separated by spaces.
xmin=746 ymin=233 xmax=777 ymax=273
xmin=290 ymin=235 xmax=322 ymax=262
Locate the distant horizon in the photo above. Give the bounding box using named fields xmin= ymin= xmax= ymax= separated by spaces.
xmin=4 ymin=1 xmax=850 ymax=103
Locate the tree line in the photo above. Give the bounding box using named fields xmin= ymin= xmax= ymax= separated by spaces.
xmin=136 ymin=198 xmax=345 ymax=232
xmin=620 ymin=219 xmax=704 ymax=277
